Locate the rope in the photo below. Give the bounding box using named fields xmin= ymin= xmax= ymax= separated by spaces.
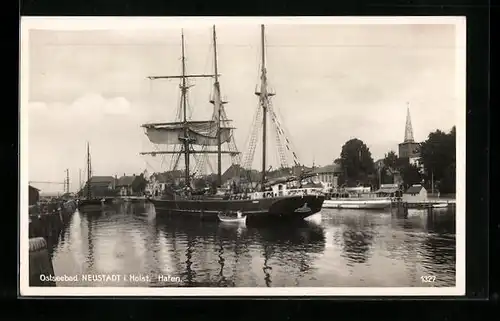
xmin=272 ymin=102 xmax=301 ymax=165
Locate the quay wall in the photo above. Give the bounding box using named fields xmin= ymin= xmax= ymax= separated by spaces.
xmin=29 ymin=237 xmax=55 ymax=286
xmin=390 ymin=199 xmax=456 ymax=219
xmin=28 ymin=200 xmax=76 ymax=239
xmin=427 ymin=193 xmax=456 ymax=200
xmin=28 ymin=199 xmax=77 ymax=286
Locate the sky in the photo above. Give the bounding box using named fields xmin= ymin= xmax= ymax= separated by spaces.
xmin=24 ymin=19 xmax=462 ymax=193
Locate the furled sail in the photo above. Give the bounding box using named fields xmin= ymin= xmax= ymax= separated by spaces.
xmin=143 ymin=120 xmax=233 ymax=146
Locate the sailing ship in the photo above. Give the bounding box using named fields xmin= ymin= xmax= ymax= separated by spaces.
xmin=76 ymin=142 xmax=113 ymax=211
xmin=141 ymin=25 xmax=325 ymax=222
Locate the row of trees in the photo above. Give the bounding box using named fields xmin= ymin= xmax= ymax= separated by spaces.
xmin=336 ymin=126 xmax=456 ymax=193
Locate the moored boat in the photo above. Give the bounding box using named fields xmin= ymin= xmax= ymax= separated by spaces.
xmin=120 ymin=196 xmax=147 ymax=203
xmin=77 ymin=143 xmax=114 ymax=212
xmin=432 ymin=202 xmax=449 ymax=208
xmin=323 ymin=198 xmax=392 ymax=209
xmin=151 ymin=189 xmax=324 ymax=221
xmin=142 ymin=25 xmax=325 ymax=222
xmin=218 ymin=210 xmax=247 ymax=223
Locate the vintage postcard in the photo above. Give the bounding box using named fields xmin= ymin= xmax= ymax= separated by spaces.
xmin=20 ymin=16 xmax=466 ymax=296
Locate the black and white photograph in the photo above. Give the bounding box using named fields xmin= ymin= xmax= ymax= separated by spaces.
xmin=20 ymin=17 xmax=465 ymax=296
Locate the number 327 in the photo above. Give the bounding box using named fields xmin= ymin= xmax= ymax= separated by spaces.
xmin=420 ymin=276 xmax=436 ymax=283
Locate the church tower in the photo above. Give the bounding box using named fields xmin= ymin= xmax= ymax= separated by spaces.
xmin=398 ymin=103 xmax=421 ymax=159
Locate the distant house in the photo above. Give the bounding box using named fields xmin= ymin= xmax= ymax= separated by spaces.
xmin=60 ymin=192 xmax=76 ymax=201
xmin=375 ymin=159 xmax=385 ymax=170
xmin=222 ymin=164 xmax=260 ymax=189
xmin=312 ymin=164 xmax=342 ymax=188
xmin=402 ymin=184 xmax=428 ymax=202
xmin=80 ymin=176 xmax=116 ymax=198
xmin=146 ymin=171 xmax=183 ymax=196
xmin=381 ymin=165 xmax=404 ymax=187
xmin=28 ymin=185 xmax=40 ymax=206
xmin=116 ymin=174 xmax=138 ymax=196
xmin=375 ymin=184 xmax=402 ymax=198
xmin=393 ymin=171 xmax=403 ymax=186
xmin=222 ymin=164 xmax=243 ymax=187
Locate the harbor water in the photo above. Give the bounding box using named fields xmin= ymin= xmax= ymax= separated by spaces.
xmin=46 ymin=202 xmax=456 ymax=287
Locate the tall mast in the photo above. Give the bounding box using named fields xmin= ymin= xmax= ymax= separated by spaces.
xmin=213 ymin=25 xmax=222 ymax=187
xmin=260 ymin=24 xmax=268 ymax=191
xmin=65 ymin=169 xmax=70 ymax=193
xmin=180 ymin=30 xmax=191 ymax=189
xmin=142 ymin=29 xmax=223 ymax=188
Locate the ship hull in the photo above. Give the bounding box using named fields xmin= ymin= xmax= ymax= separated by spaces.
xmin=150 ymin=194 xmax=325 ymax=223
xmin=77 ymin=198 xmax=113 ymax=212
xmin=323 ymin=198 xmax=391 ymax=210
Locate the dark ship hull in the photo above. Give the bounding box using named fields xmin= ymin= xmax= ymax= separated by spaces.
xmin=77 ymin=198 xmax=113 ymax=212
xmin=150 ymin=194 xmax=325 ymax=222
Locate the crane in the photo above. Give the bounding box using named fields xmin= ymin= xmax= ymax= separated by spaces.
xmin=29 ymin=169 xmax=71 ymax=193
xmin=28 ymin=181 xmax=65 ymax=184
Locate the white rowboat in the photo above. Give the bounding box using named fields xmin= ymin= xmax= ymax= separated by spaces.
xmin=218 ymin=211 xmax=247 ymax=223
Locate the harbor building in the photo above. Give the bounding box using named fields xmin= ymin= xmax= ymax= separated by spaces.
xmin=79 ymin=176 xmax=116 ymax=197
xmin=375 ymin=184 xmax=402 ymax=198
xmin=402 ymin=184 xmax=428 ymax=202
xmin=116 ymin=174 xmax=138 ymax=196
xmin=312 ymin=164 xmax=342 ymax=189
xmin=146 ymin=172 xmax=183 ymax=196
xmin=29 ymin=185 xmax=40 ymax=206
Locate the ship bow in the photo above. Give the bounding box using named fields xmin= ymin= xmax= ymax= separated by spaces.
xmin=268 ymin=194 xmax=324 ymax=220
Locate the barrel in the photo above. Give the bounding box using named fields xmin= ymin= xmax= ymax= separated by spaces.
xmin=29 ymin=237 xmax=56 ymax=286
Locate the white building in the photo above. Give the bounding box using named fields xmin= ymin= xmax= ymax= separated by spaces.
xmin=402 ymin=184 xmax=428 ymax=202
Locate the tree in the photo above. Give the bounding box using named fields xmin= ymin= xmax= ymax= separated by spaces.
xmin=380 ymin=168 xmax=394 ymax=184
xmin=419 ymin=126 xmax=456 ymax=193
xmin=339 ymin=138 xmax=375 ymax=186
xmin=131 ymin=174 xmax=148 ymax=195
xmin=383 ymin=151 xmax=398 ymax=169
xmin=399 ymin=162 xmax=423 ymax=189
xmin=440 ymin=162 xmax=456 ymax=194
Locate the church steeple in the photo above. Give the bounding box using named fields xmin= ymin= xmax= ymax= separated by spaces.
xmin=404 ymin=102 xmax=415 ymax=143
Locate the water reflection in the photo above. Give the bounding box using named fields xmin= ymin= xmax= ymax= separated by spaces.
xmin=48 ymin=203 xmax=455 ymax=287
xmin=340 ymin=214 xmax=377 ymax=265
xmin=153 ymin=214 xmax=325 ymax=287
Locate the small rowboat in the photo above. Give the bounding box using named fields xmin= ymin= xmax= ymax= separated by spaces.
xmin=218 ymin=210 xmax=247 ymax=224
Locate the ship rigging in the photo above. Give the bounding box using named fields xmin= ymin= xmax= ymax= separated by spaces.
xmin=140 ymin=24 xmax=324 ymax=222
xmin=141 ymin=26 xmax=306 ymax=192
xmin=140 ymin=27 xmax=240 ymax=190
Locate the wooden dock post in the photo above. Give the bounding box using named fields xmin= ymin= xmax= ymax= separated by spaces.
xmin=403 ymin=201 xmax=408 ymax=218
xmin=391 ymin=199 xmax=408 ymax=218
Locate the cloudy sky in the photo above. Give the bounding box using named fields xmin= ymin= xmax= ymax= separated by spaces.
xmin=23 ymin=18 xmax=463 ymax=193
